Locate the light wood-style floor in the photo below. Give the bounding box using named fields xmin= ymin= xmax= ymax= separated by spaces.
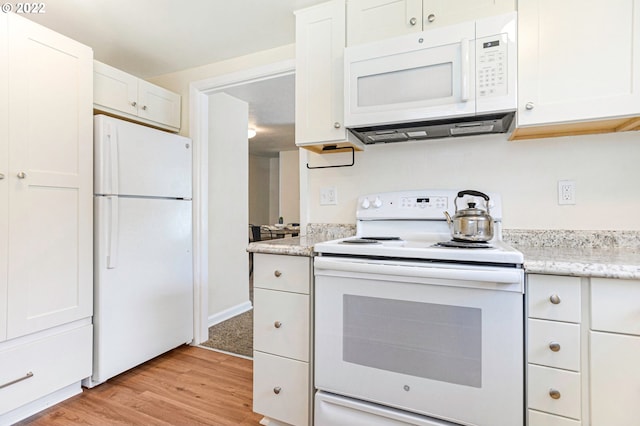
xmin=17 ymin=345 xmax=263 ymax=426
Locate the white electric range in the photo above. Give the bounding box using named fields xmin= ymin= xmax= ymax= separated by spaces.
xmin=313 ymin=189 xmax=525 ymax=426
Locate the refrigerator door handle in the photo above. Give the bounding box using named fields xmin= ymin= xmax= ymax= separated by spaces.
xmin=106 ymin=124 xmax=119 ymax=195
xmin=107 ymin=196 xmax=119 ymax=269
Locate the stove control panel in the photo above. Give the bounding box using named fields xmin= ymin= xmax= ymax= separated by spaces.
xmin=400 ymin=196 xmax=448 ymax=209
xmin=356 ymin=190 xmax=503 ymax=221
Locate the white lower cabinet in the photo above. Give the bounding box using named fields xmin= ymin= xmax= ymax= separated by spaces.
xmin=253 ymin=351 xmax=310 ymax=426
xmin=0 ymin=324 xmax=92 ymax=417
xmin=528 ymin=364 xmax=581 ymax=420
xmin=527 ymin=274 xmax=640 ymax=426
xmin=252 ymin=253 xmax=313 ymax=426
xmin=589 ymin=278 xmax=640 ymax=426
xmin=528 ymin=410 xmax=581 ymax=426
xmin=0 ymin=12 xmax=93 ymax=423
xmin=527 ymin=274 xmax=583 ymax=425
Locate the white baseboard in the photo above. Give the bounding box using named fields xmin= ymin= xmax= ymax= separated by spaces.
xmin=207 ymin=300 xmax=253 ymax=327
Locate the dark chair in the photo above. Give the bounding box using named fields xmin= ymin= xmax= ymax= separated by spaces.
xmin=250 ymin=225 xmax=262 ymax=242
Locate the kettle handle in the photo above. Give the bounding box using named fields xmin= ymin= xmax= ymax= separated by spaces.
xmin=457 ymin=190 xmax=490 ymax=201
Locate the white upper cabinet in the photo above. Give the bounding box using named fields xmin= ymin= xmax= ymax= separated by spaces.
xmin=347 ymin=0 xmax=515 ymax=46
xmin=3 ymin=12 xmax=93 ymax=339
xmin=94 ymin=60 xmax=181 ymax=132
xmin=296 ymin=0 xmax=362 ymax=152
xmin=516 ymin=0 xmax=640 ymax=135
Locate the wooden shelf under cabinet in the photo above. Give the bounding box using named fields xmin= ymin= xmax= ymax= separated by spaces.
xmin=511 ymin=116 xmax=640 ymax=141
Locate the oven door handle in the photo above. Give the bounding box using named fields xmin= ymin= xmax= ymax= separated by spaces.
xmin=314 ymin=257 xmax=523 ymax=288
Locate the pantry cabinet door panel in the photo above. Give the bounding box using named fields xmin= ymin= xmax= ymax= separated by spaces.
xmin=518 ymin=0 xmax=640 ymax=126
xmin=6 ymin=14 xmax=93 ymax=338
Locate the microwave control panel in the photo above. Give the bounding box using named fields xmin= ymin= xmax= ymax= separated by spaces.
xmin=476 ymin=34 xmax=508 ymax=98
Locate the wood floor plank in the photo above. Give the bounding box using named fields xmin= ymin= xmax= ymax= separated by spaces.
xmin=17 ymin=345 xmax=263 ymax=426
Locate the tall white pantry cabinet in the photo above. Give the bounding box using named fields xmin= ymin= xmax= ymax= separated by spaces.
xmin=0 ymin=12 xmax=94 ymax=424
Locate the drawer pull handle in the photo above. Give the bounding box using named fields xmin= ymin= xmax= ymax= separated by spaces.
xmin=549 ymin=389 xmax=561 ymax=399
xmin=0 ymin=371 xmax=34 ymax=389
xmin=274 ymin=270 xmax=282 ymax=278
xmin=273 ymin=386 xmax=282 ymax=395
xmin=549 ymin=294 xmax=561 ymax=304
xmin=549 ymin=341 xmax=561 ymax=352
xmin=274 ymin=321 xmax=282 ymax=329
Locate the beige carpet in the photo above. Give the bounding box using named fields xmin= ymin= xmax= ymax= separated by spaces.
xmin=200 ymin=259 xmax=254 ymax=358
xmin=200 ymin=309 xmax=253 ymax=358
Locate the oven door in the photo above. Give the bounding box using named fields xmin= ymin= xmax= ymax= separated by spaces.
xmin=314 ymin=256 xmax=524 ymax=426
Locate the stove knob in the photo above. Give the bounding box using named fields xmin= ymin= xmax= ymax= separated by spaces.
xmin=361 ymin=198 xmax=371 ymax=209
xmin=373 ymin=197 xmax=383 ymax=208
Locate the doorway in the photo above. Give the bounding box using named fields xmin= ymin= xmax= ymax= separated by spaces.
xmin=189 ymin=60 xmax=297 ymax=346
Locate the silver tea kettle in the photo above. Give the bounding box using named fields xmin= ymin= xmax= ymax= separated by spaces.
xmin=444 ymin=190 xmax=494 ymax=242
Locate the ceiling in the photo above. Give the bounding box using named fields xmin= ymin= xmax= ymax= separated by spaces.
xmin=23 ymin=0 xmax=328 ymax=157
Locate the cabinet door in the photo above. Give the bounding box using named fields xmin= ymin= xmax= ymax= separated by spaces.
xmin=590 ymin=331 xmax=640 ymax=426
xmin=422 ymin=0 xmax=515 ymax=29
xmin=347 ymin=0 xmax=422 ymax=46
xmin=518 ymin=0 xmax=640 ymax=127
xmin=0 ymin=13 xmax=8 ymax=342
xmin=295 ymin=0 xmax=348 ymax=145
xmin=6 ymin=14 xmax=93 ymax=338
xmin=137 ymin=80 xmax=181 ymax=130
xmin=93 ymin=60 xmax=138 ymax=117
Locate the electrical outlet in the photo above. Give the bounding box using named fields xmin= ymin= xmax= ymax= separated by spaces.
xmin=558 ymin=180 xmax=576 ymax=205
xmin=320 ymin=186 xmax=338 ymax=205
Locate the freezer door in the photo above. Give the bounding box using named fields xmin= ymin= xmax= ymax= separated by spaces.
xmin=94 ymin=115 xmax=192 ymax=198
xmin=93 ymin=196 xmax=193 ymax=385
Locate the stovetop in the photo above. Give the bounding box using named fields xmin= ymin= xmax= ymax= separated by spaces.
xmin=314 ymin=189 xmax=523 ymax=265
xmin=315 ymin=234 xmax=523 ymax=264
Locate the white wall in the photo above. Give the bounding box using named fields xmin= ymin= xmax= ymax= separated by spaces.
xmin=249 ymin=155 xmax=272 ymax=225
xmin=208 ymin=93 xmax=250 ymax=320
xmin=269 ymin=158 xmax=280 ymax=223
xmin=148 ymin=44 xmax=295 ymax=137
xmin=279 ymin=150 xmax=300 ymax=224
xmin=304 ymin=130 xmax=640 ymax=230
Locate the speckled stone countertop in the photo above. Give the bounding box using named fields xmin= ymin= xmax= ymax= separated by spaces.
xmin=504 ymin=230 xmax=640 ymax=280
xmin=247 ymin=224 xmax=356 ymax=257
xmin=247 ymin=236 xmax=322 ymax=257
xmin=247 ymin=226 xmax=640 ymax=279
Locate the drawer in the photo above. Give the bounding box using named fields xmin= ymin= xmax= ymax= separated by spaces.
xmin=0 ymin=324 xmax=92 ymax=414
xmin=254 ymin=288 xmax=310 ymax=361
xmin=591 ymin=278 xmax=640 ymax=336
xmin=254 ymin=254 xmax=310 ymax=294
xmin=529 ymin=409 xmax=581 ymax=426
xmin=253 ymin=350 xmax=309 ymax=426
xmin=528 ymin=319 xmax=580 ymax=371
xmin=528 ymin=274 xmax=581 ymax=323
xmin=527 ymin=364 xmax=581 ymax=420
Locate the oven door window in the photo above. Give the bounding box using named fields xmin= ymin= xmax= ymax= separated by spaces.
xmin=343 ymin=295 xmax=482 ymax=387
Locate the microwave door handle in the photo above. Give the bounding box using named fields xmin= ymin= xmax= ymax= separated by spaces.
xmin=460 ymin=38 xmax=470 ymax=102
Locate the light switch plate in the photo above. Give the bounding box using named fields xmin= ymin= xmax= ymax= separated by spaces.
xmin=320 ymin=186 xmax=337 ymax=205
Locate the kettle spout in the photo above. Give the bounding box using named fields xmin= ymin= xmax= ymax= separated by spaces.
xmin=443 ymin=211 xmax=452 ymax=225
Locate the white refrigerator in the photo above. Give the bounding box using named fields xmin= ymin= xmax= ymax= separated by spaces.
xmin=87 ymin=115 xmax=193 ymax=387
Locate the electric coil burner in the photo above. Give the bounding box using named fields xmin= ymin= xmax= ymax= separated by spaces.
xmin=313 ymin=190 xmax=524 ymax=426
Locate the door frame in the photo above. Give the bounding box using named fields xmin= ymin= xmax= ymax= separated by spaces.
xmin=189 ymin=59 xmax=296 ymax=343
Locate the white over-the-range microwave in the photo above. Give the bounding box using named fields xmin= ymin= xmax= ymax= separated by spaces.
xmin=345 ymin=12 xmax=517 ymax=144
